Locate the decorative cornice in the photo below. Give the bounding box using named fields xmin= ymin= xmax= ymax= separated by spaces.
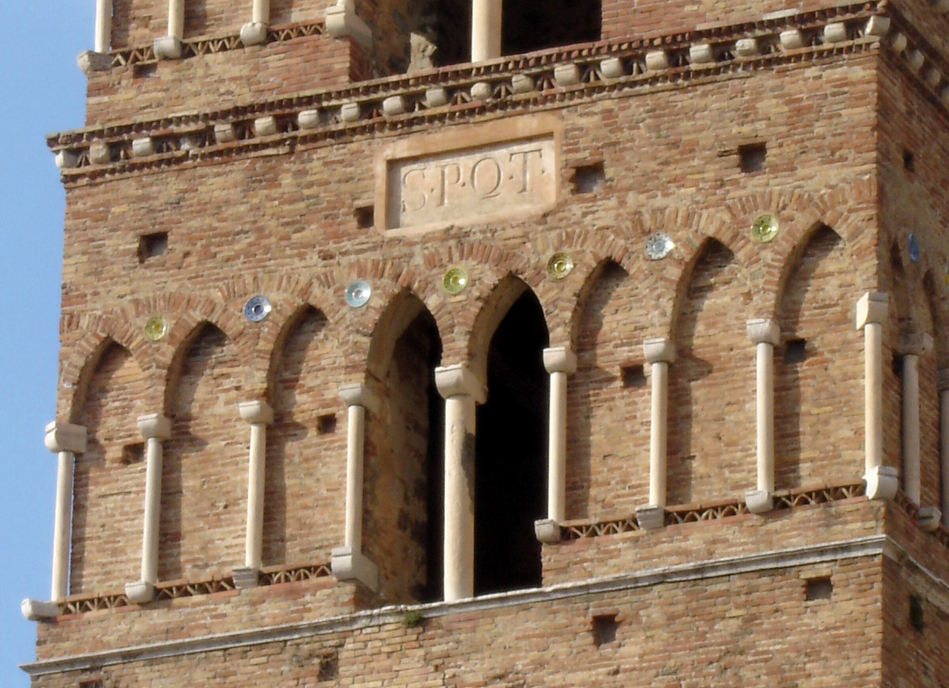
xmin=58 ymin=562 xmax=331 ymax=616
xmin=106 ymin=19 xmax=326 ymax=70
xmin=21 ymin=534 xmax=896 ymax=677
xmin=50 ymin=3 xmax=886 ymax=180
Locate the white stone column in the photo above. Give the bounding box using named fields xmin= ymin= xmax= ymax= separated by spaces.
xmin=533 ymin=346 xmax=576 ymax=544
xmin=857 ymin=292 xmax=897 ymax=500
xmin=637 ymin=338 xmax=675 ymax=530
xmin=154 ymin=0 xmax=185 ymax=59
xmin=240 ymin=0 xmax=270 ymax=45
xmin=436 ymin=364 xmax=485 ymax=602
xmin=745 ymin=319 xmax=780 ymax=514
xmin=331 ymin=383 xmax=379 ymax=590
xmin=232 ymin=401 xmax=272 ymax=588
xmin=899 ymin=333 xmax=933 ymax=505
xmin=125 ymin=414 xmax=171 ymax=604
xmin=939 ymin=369 xmax=949 ymax=528
xmin=471 ymin=0 xmax=502 ymax=62
xmin=22 ymin=422 xmax=86 ymax=620
xmin=95 ymin=0 xmax=113 ymax=53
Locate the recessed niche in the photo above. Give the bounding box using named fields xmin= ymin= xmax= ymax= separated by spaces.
xmin=892 ymin=353 xmax=903 ymax=378
xmin=592 ymin=613 xmax=618 ymax=647
xmin=804 ymin=576 xmax=833 ymax=601
xmin=739 ymin=142 xmax=767 ymax=173
xmin=784 ymin=338 xmax=807 ymax=365
xmin=355 ymin=205 xmax=374 ymax=229
xmin=910 ymin=594 xmax=925 ymax=631
xmin=573 ymin=162 xmax=606 ymax=194
xmin=317 ymin=413 xmax=337 ymax=435
xmin=318 ymin=650 xmax=339 ymax=680
xmin=138 ymin=231 xmax=168 ymax=263
xmin=620 ymin=364 xmax=647 ymax=389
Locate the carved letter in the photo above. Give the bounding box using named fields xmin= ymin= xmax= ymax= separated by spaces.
xmin=509 ymin=148 xmax=543 ymax=194
xmin=401 ymin=166 xmax=428 ymax=213
xmin=471 ymin=157 xmax=502 ymax=198
xmin=436 ymin=163 xmax=463 ymax=207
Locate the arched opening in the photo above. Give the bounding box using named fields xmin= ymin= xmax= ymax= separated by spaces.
xmin=363 ymin=303 xmax=444 ymax=603
xmin=501 ymin=0 xmax=601 ymax=55
xmin=474 ymin=290 xmax=549 ymax=595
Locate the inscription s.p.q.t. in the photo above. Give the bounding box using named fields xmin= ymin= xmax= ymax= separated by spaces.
xmin=386 ymin=136 xmax=557 ymax=231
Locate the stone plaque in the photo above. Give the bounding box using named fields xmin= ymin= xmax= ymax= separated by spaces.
xmin=376 ymin=116 xmax=561 ymax=234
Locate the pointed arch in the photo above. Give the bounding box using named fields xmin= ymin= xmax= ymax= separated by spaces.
xmin=775 ymin=225 xmax=863 ymax=490
xmin=668 ymin=238 xmax=755 ymax=505
xmin=467 ymin=273 xmax=535 ymax=385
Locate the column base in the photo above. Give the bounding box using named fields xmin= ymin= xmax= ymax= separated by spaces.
xmin=124 ymin=580 xmax=156 ymax=604
xmin=636 ymin=505 xmax=666 ymax=530
xmin=21 ymin=599 xmax=60 ymax=621
xmin=331 ymin=547 xmax=379 ymax=591
xmin=240 ymin=22 xmax=268 ymax=46
xmin=533 ymin=519 xmax=561 ymax=544
xmin=76 ymin=50 xmax=111 ymax=74
xmin=154 ymin=35 xmax=182 ymax=60
xmin=865 ymin=466 xmax=899 ymax=501
xmin=744 ymin=489 xmax=774 ymax=514
xmin=232 ymin=567 xmax=260 ymax=589
xmin=918 ymin=506 xmax=942 ymax=532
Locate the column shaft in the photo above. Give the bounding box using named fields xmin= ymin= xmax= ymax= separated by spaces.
xmin=344 ymin=403 xmax=366 ymax=549
xmin=755 ymin=341 xmax=775 ymax=493
xmin=547 ymin=370 xmax=568 ymax=522
xmin=471 ymin=0 xmax=502 ymax=62
xmin=443 ymin=394 xmax=476 ymax=601
xmin=649 ymin=361 xmax=669 ymax=506
xmin=168 ymin=0 xmax=184 ymax=39
xmin=245 ymin=422 xmax=266 ymax=569
xmin=51 ymin=451 xmax=75 ymax=602
xmin=865 ymin=321 xmax=883 ymax=475
xmin=141 ymin=436 xmax=164 ymax=582
xmin=903 ymin=354 xmax=921 ymax=504
xmin=95 ymin=0 xmax=112 ymax=53
xmin=253 ymin=0 xmax=270 ymax=25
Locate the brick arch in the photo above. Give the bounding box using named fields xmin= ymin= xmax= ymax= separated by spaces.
xmin=365 ymin=288 xmax=443 ymax=383
xmin=923 ymin=270 xmax=949 ymax=368
xmin=59 ymin=313 xmax=155 ymax=421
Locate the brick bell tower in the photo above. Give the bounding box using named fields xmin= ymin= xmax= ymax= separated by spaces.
xmin=20 ymin=0 xmax=949 ymax=684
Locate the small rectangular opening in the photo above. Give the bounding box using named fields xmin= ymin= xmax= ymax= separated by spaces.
xmin=903 ymin=149 xmax=915 ymax=173
xmin=354 ymin=205 xmax=374 ymax=229
xmin=893 ymin=353 xmax=903 ymax=378
xmin=804 ymin=576 xmax=833 ymax=601
xmin=620 ymin=364 xmax=647 ymax=389
xmin=138 ymin=231 xmax=168 ymax=263
xmin=318 ymin=413 xmax=337 ymax=435
xmin=318 ymin=650 xmax=339 ymax=680
xmin=910 ymin=594 xmax=925 ymax=630
xmin=121 ymin=442 xmax=145 ymax=465
xmin=572 ymin=162 xmax=606 ymax=194
xmin=592 ymin=613 xmax=618 ymax=647
xmin=784 ymin=338 xmax=807 ymax=365
xmin=739 ymin=142 xmax=767 ymax=173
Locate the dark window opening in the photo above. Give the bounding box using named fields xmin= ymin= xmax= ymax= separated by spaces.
xmin=502 ymin=0 xmax=602 ymax=55
xmin=893 ymin=353 xmax=903 ymax=378
xmin=138 ymin=231 xmax=168 ymax=263
xmin=621 ymin=364 xmax=647 ymax=389
xmin=804 ymin=576 xmax=833 ymax=601
xmin=784 ymin=338 xmax=807 ymax=365
xmin=317 ymin=413 xmax=337 ymax=435
xmin=475 ymin=290 xmax=549 ymax=595
xmin=592 ymin=613 xmax=618 ymax=647
xmin=121 ymin=442 xmax=145 ymax=465
xmin=573 ymin=162 xmax=606 ymax=194
xmin=739 ymin=142 xmax=767 ymax=173
xmin=423 ymin=0 xmax=470 ymax=67
xmin=317 ymin=650 xmax=339 ymax=680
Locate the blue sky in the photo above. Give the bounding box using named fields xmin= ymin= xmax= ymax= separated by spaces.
xmin=1 ymin=2 xmax=93 ymax=684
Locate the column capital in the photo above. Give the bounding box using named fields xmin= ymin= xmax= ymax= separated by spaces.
xmin=325 ymin=2 xmax=372 ymax=48
xmin=543 ymin=346 xmax=577 ymax=375
xmin=239 ymin=22 xmax=268 ymax=46
xmin=746 ymin=318 xmax=780 ymax=346
xmin=643 ymin=338 xmax=676 ymax=364
xmin=44 ymin=421 xmax=86 ymax=454
xmin=137 ymin=414 xmax=171 ymax=441
xmin=339 ymin=382 xmax=379 ymax=412
xmin=238 ymin=400 xmax=273 ymax=425
xmin=855 ymin=292 xmax=888 ymax=330
xmin=435 ymin=364 xmax=487 ymax=403
xmin=898 ymin=332 xmax=933 ymax=357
